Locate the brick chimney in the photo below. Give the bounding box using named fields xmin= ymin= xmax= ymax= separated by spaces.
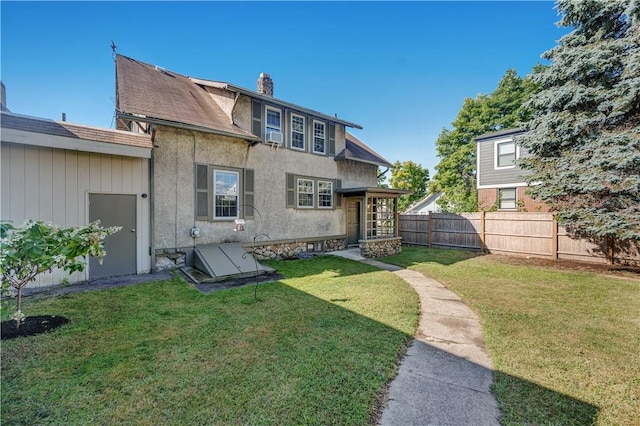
xmin=257 ymin=72 xmax=273 ymax=97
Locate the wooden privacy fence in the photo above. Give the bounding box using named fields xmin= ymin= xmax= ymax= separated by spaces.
xmin=399 ymin=212 xmax=640 ymax=265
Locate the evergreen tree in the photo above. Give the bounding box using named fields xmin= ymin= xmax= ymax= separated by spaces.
xmin=518 ymin=0 xmax=640 ymax=254
xmin=431 ymin=69 xmax=539 ymax=212
xmin=389 ymin=160 xmax=430 ymax=212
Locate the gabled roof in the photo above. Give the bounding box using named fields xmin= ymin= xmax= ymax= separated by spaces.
xmin=405 ymin=192 xmax=443 ymax=213
xmin=1 ymin=111 xmax=152 ymax=158
xmin=335 ymin=132 xmax=393 ymax=168
xmin=116 ymin=54 xmax=260 ymax=142
xmin=116 ymin=54 xmax=363 ymax=141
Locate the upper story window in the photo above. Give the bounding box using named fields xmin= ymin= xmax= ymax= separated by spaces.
xmin=495 ymin=140 xmax=517 ymax=168
xmin=291 ymin=114 xmax=306 ymax=150
xmin=214 ymin=170 xmax=239 ymax=218
xmin=297 ymin=178 xmax=315 ymax=208
xmin=266 ymin=106 xmax=282 ymax=139
xmin=318 ymin=180 xmax=333 ymax=208
xmin=313 ymin=120 xmax=326 ymax=154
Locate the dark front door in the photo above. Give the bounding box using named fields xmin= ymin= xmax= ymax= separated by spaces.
xmin=89 ymin=194 xmax=137 ymax=279
xmin=347 ymin=200 xmax=361 ymax=246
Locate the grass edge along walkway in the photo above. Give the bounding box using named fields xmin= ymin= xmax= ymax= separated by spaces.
xmin=380 ymin=246 xmax=640 ymax=426
xmin=1 ymin=256 xmax=418 ymax=425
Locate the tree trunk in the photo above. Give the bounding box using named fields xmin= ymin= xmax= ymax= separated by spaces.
xmin=606 ymin=236 xmax=616 ymax=265
xmin=17 ymin=287 xmax=23 ymax=312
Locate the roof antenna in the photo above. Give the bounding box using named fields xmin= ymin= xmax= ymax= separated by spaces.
xmin=111 ymin=40 xmax=117 ymax=61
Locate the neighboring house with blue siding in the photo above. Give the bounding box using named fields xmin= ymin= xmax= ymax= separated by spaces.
xmin=476 ymin=128 xmax=549 ymax=212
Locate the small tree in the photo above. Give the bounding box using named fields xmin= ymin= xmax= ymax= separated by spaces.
xmin=389 ymin=160 xmax=430 ymax=212
xmin=0 ymin=220 xmax=120 ymax=323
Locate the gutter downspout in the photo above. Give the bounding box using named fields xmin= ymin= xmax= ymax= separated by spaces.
xmin=230 ymin=91 xmax=240 ymax=125
xmin=377 ymin=167 xmax=389 ymax=180
xmin=149 ymin=124 xmax=157 ymax=271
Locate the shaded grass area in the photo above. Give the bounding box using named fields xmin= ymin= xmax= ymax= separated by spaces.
xmin=381 ymin=247 xmax=640 ymax=425
xmin=1 ymin=257 xmax=418 ymax=425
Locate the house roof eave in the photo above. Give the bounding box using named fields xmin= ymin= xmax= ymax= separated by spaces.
xmin=116 ymin=111 xmax=263 ymax=144
xmin=336 ymin=187 xmax=412 ymax=197
xmin=475 ymin=127 xmax=527 ymax=143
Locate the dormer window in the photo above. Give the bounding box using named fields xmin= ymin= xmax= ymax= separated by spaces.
xmin=313 ymin=120 xmax=326 ymax=154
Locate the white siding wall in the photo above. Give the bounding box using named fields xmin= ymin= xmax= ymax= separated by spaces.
xmin=1 ymin=142 xmax=151 ymax=287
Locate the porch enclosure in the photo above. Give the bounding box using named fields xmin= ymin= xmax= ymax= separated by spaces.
xmin=400 ymin=212 xmax=640 ymax=265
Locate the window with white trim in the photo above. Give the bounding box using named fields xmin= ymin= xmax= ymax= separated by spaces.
xmin=318 ymin=180 xmax=333 ymax=208
xmin=313 ymin=120 xmax=326 ymax=154
xmin=297 ymin=178 xmax=314 ymax=208
xmin=214 ymin=170 xmax=239 ymax=218
xmin=498 ymin=188 xmax=517 ymax=210
xmin=496 ymin=141 xmax=517 ymax=168
xmin=266 ymin=106 xmax=282 ymax=139
xmin=291 ymin=114 xmax=305 ymax=150
xmin=366 ymin=197 xmax=397 ymax=239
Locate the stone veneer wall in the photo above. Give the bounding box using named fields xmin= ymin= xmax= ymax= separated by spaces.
xmin=359 ymin=237 xmax=402 ymax=258
xmin=247 ymin=239 xmax=346 ymax=260
xmin=156 ymin=252 xmax=187 ymax=271
xmin=155 ymin=238 xmax=347 ymax=270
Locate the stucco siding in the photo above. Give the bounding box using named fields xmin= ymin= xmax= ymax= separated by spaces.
xmin=1 ymin=142 xmax=151 ymax=287
xmin=152 ymin=126 xmax=377 ymax=250
xmin=477 ymin=140 xmax=530 ymax=187
xmin=337 ymin=159 xmax=378 ymax=188
xmin=233 ymin=95 xmax=252 ymax=131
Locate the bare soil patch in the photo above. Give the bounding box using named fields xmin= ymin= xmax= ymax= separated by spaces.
xmin=485 ymin=253 xmax=640 ymax=280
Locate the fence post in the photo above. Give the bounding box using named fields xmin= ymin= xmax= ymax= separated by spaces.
xmin=552 ymin=213 xmax=558 ymax=260
xmin=428 ymin=213 xmax=433 ymax=247
xmin=480 ymin=210 xmax=486 ymax=251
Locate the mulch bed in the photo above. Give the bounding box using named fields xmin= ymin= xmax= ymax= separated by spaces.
xmin=1 ymin=315 xmax=69 ymax=340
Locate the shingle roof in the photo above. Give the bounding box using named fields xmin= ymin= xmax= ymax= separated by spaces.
xmin=116 ymin=55 xmax=259 ymax=141
xmin=190 ymin=77 xmax=363 ymax=130
xmin=335 ymin=132 xmax=393 ymax=168
xmin=1 ymin=111 xmax=152 ymax=149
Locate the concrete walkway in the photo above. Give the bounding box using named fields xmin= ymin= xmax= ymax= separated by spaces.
xmin=327 ymin=249 xmax=501 ymax=425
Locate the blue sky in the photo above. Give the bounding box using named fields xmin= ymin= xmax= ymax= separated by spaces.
xmin=1 ymin=1 xmax=569 ymax=175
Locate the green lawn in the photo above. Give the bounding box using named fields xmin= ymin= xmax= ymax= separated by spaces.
xmin=1 ymin=256 xmax=418 ymax=425
xmin=381 ymin=247 xmax=640 ymax=426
